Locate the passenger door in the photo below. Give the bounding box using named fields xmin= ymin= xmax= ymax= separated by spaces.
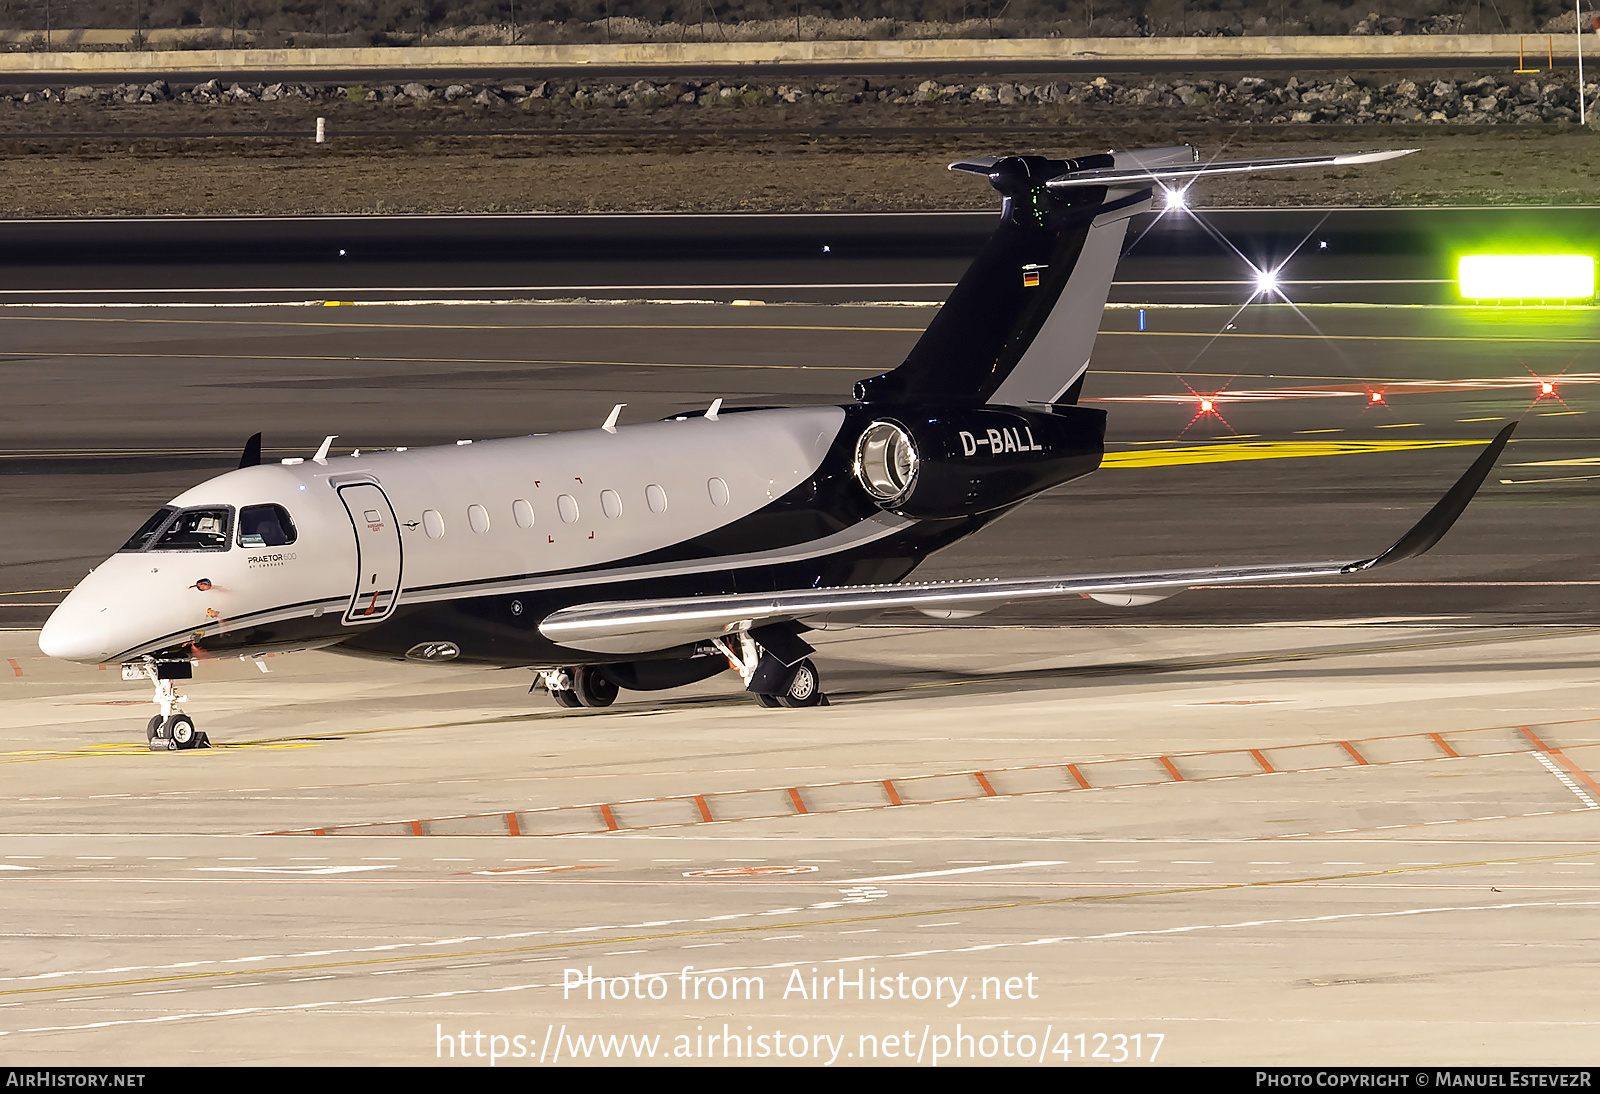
xmin=336 ymin=482 xmax=403 ymax=626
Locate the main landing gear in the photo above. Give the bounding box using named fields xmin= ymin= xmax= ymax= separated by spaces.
xmin=536 ymin=666 xmax=619 ymax=708
xmin=125 ymin=661 xmax=211 ymax=751
xmin=535 ymin=633 xmax=829 ymax=711
xmin=714 ymin=631 xmax=829 ymax=709
xmin=750 ymin=658 xmax=826 ymax=708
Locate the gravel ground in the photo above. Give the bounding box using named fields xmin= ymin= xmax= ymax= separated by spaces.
xmin=0 ymin=88 xmax=1594 ymax=215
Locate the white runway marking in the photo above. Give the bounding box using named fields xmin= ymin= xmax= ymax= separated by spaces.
xmin=1532 ymin=752 xmax=1600 ymax=810
xmin=191 ymin=865 xmax=397 ymax=874
xmin=847 ymin=860 xmax=1068 ymax=883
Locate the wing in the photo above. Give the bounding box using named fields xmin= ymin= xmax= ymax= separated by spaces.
xmin=539 ymin=424 xmax=1513 ymax=655
xmin=1044 ymin=148 xmax=1416 ymax=190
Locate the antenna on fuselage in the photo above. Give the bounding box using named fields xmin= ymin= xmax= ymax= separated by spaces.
xmin=601 ymin=404 xmax=626 ymax=433
xmin=237 ymin=432 xmax=262 ymax=469
xmin=313 ymin=435 xmax=337 ymax=463
xmin=706 ymin=398 xmax=722 ymax=421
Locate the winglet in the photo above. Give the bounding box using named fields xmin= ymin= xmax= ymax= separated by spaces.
xmin=1344 ymin=422 xmax=1516 ymax=573
xmin=237 ymin=432 xmax=262 ymax=469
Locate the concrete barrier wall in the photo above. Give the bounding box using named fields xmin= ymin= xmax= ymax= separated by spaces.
xmin=0 ymin=34 xmax=1588 ymax=77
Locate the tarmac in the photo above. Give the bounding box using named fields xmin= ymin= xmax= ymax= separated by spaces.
xmin=2 ymin=623 xmax=1598 ymax=1065
xmin=1 ymin=269 xmax=1597 ymax=1064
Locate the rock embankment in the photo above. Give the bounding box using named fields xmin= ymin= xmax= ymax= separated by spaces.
xmin=28 ymin=72 xmax=1599 ymax=126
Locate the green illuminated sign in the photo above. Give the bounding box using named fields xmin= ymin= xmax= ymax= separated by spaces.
xmin=1458 ymin=254 xmax=1596 ymax=299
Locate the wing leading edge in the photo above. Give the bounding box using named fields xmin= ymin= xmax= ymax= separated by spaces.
xmin=539 ymin=424 xmax=1514 ymax=655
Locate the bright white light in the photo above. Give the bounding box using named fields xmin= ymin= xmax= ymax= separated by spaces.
xmin=1458 ymin=255 xmax=1594 ymax=299
xmin=1255 ymin=267 xmax=1279 ymax=294
xmin=1162 ymin=187 xmax=1189 ymax=212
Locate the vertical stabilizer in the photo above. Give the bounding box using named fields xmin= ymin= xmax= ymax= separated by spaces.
xmin=854 ymin=146 xmax=1195 ymax=409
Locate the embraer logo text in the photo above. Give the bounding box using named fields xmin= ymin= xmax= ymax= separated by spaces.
xmin=959 ymin=427 xmax=1043 ymax=456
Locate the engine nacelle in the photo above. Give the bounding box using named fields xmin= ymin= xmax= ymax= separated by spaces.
xmin=851 ymin=405 xmax=1105 ymax=519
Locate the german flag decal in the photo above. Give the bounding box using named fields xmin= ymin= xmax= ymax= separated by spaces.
xmin=1021 ymin=263 xmax=1045 ymax=287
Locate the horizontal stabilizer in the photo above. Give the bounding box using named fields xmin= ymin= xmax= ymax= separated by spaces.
xmin=539 ymin=424 xmax=1513 ymax=655
xmin=948 ymin=156 xmax=1003 ymax=175
xmin=1045 ymin=148 xmax=1415 ymax=190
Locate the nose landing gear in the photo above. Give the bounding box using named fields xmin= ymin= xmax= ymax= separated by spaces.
xmin=127 ymin=661 xmax=211 ymax=751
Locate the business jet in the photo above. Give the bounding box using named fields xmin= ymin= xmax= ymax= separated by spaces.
xmin=40 ymin=145 xmax=1515 ymax=749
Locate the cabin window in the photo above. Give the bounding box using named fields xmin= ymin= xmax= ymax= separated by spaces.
xmin=238 ymin=504 xmax=297 ymax=548
xmin=118 ymin=507 xmax=177 ymax=552
xmin=422 ymin=509 xmax=445 ymax=539
xmin=557 ymin=494 xmax=579 ymax=523
xmin=151 ymin=507 xmax=233 ymax=552
xmin=708 ymin=477 xmax=730 ymax=507
xmin=512 ymin=499 xmax=535 ymax=528
xmin=645 ymin=484 xmax=667 ymax=513
xmin=600 ymin=489 xmax=622 ymax=518
xmin=468 ymin=504 xmax=490 ymax=534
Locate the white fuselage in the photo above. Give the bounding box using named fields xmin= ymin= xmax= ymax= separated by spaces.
xmin=40 ymin=407 xmax=858 ymax=666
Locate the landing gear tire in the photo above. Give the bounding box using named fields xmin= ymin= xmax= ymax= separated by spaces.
xmin=754 ymin=693 xmax=782 ymax=708
xmin=146 ymin=715 xmax=163 ymax=741
xmin=776 ymin=659 xmax=826 ymax=708
xmin=551 ymin=688 xmax=581 ymax=708
xmin=572 ymin=666 xmax=619 ymax=708
xmin=165 ymin=714 xmax=201 ymax=749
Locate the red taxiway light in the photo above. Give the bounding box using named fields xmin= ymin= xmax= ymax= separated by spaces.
xmin=1369 ymin=391 xmax=1385 ymax=404
xmin=1540 ymin=381 xmax=1556 ymax=396
xmin=1199 ymin=399 xmax=1215 ymax=413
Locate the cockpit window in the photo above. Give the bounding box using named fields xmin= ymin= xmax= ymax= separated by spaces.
xmin=238 ymin=504 xmax=297 ymax=548
xmin=151 ymin=507 xmax=233 ymax=552
xmin=119 ymin=507 xmax=178 ymax=552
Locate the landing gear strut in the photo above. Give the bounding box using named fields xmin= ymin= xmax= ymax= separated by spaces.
xmin=126 ymin=661 xmax=210 ymax=751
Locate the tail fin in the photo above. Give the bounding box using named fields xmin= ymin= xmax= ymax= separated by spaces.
xmin=853 ymin=145 xmax=1195 ymax=410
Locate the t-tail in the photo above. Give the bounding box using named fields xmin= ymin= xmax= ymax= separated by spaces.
xmin=853 ymin=145 xmax=1414 ymax=411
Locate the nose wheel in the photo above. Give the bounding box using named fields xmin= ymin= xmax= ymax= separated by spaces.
xmin=147 ymin=712 xmax=206 ymax=751
xmin=129 ymin=661 xmax=210 ymax=751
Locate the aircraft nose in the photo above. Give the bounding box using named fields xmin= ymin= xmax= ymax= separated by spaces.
xmin=38 ymin=599 xmax=113 ymax=663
